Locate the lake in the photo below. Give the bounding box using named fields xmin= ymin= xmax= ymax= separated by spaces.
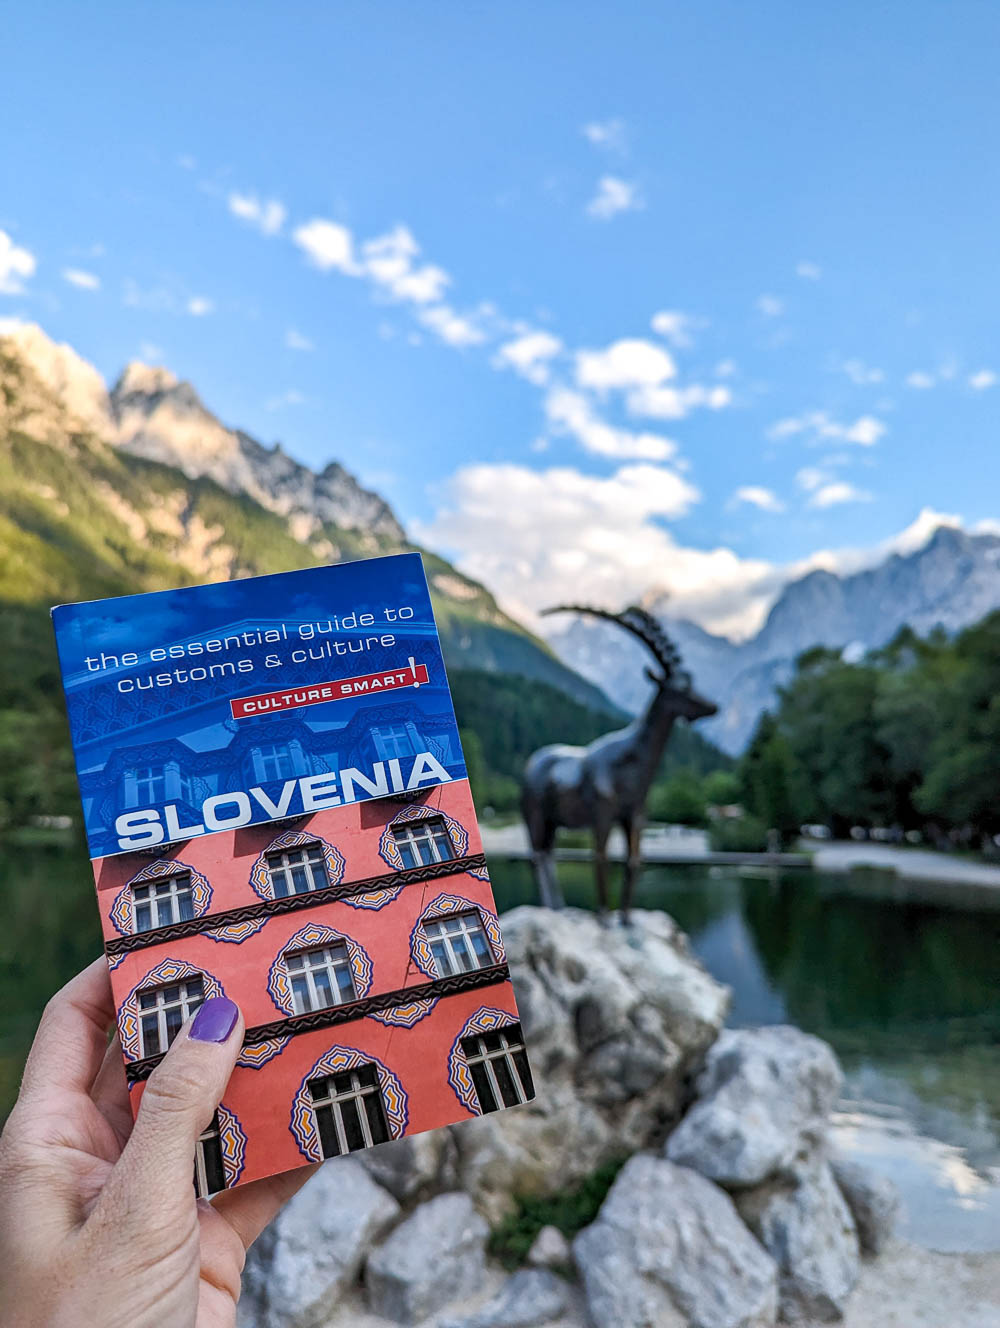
xmin=2 ymin=842 xmax=998 ymax=1252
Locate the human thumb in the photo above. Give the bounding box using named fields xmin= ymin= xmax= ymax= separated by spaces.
xmin=101 ymin=997 xmax=244 ymax=1223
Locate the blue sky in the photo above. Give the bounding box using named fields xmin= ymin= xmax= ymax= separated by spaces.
xmin=3 ymin=2 xmax=1000 ymax=637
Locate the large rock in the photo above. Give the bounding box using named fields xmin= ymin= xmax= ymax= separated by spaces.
xmin=666 ymin=1026 xmax=842 ymax=1188
xmin=239 ymin=1158 xmax=400 ymax=1328
xmin=573 ymin=1154 xmax=779 ymax=1328
xmin=359 ymin=1127 xmax=460 ymax=1204
xmin=365 ymin=1192 xmax=489 ymax=1324
xmin=457 ymin=907 xmax=729 ymax=1219
xmin=831 ymin=1158 xmax=900 ymax=1256
xmin=736 ymin=1160 xmax=860 ymax=1323
xmin=441 ymin=1268 xmax=570 ymax=1328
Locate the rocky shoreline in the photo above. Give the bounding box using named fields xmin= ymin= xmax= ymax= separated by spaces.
xmin=238 ymin=906 xmax=995 ymax=1328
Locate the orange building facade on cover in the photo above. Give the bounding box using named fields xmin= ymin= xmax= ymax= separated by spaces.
xmin=95 ymin=778 xmax=529 ymax=1193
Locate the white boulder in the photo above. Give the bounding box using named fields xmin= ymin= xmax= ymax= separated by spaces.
xmin=573 ymin=1154 xmax=779 ymax=1328
xmin=666 ymin=1026 xmax=842 ymax=1188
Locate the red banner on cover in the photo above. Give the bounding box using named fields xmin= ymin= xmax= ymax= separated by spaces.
xmin=230 ymin=658 xmax=429 ymax=719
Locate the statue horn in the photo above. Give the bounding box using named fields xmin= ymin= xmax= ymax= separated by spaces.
xmin=542 ymin=603 xmax=682 ymax=678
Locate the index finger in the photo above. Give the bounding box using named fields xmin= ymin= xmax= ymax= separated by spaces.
xmin=16 ymin=956 xmax=115 ymax=1108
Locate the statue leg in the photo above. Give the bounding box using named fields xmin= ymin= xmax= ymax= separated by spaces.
xmin=537 ymin=850 xmax=565 ymax=911
xmin=621 ymin=817 xmax=642 ymax=926
xmin=593 ymin=829 xmax=610 ymax=924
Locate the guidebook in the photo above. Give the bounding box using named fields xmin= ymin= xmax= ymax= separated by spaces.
xmin=52 ymin=552 xmax=532 ymax=1195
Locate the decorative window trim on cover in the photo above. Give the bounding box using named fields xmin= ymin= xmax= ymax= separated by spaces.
xmin=249 ymin=830 xmax=345 ymax=902
xmin=267 ymin=922 xmax=373 ymax=1016
xmin=236 ymin=1035 xmax=290 ymax=1069
xmin=447 ymin=1007 xmax=520 ymax=1116
xmin=118 ymin=957 xmax=224 ymax=1063
xmin=368 ymin=996 xmax=438 ymax=1028
xmin=205 ymin=917 xmax=270 ymax=945
xmin=340 ymin=884 xmax=404 ymax=911
xmin=409 ymin=893 xmax=504 ymax=980
xmin=110 ymin=859 xmax=212 ymax=937
xmin=215 ymin=1102 xmax=248 ymax=1189
xmin=378 ymin=804 xmax=469 ymax=870
xmin=290 ymin=1045 xmax=408 ymax=1161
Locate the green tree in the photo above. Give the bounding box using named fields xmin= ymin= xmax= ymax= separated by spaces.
xmin=648 ymin=770 xmax=707 ymax=826
xmin=739 ymin=712 xmax=804 ymax=843
xmin=703 ymin=769 xmax=741 ymax=808
xmin=774 ymin=648 xmax=893 ymax=834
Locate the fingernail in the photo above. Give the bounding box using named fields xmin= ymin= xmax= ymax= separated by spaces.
xmin=189 ymin=996 xmax=239 ymax=1043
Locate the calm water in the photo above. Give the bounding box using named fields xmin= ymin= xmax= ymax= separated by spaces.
xmin=2 ymin=843 xmax=998 ymax=1251
xmin=488 ymin=857 xmax=1000 ymax=1254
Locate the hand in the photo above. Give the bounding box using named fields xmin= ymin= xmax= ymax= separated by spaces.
xmin=0 ymin=957 xmax=315 ymax=1327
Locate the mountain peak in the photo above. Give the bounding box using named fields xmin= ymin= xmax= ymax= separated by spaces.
xmin=114 ymin=361 xmax=181 ymax=398
xmin=0 ymin=321 xmax=111 ymax=436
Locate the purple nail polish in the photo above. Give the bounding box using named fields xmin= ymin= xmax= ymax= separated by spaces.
xmin=189 ymin=996 xmax=239 ymax=1043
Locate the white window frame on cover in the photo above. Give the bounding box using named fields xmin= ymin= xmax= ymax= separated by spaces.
xmin=308 ymin=1065 xmax=390 ymax=1157
xmin=285 ymin=944 xmax=357 ymax=1014
xmin=138 ymin=976 xmax=205 ymax=1057
xmin=390 ymin=816 xmax=456 ymax=869
xmin=423 ymin=910 xmax=494 ymax=977
xmin=258 ymin=743 xmax=294 ymax=781
xmin=132 ymin=873 xmax=195 ymax=933
xmin=462 ymin=1023 xmax=533 ymax=1113
xmin=266 ymin=842 xmax=329 ymax=898
xmin=194 ymin=1112 xmax=226 ymax=1198
xmin=134 ymin=766 xmax=165 ymax=805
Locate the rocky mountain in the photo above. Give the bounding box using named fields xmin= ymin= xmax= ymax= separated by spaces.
xmin=110 ymin=362 xmax=405 ymax=546
xmin=547 ymin=524 xmax=1000 ymax=753
xmin=0 ymin=322 xmax=615 ymax=713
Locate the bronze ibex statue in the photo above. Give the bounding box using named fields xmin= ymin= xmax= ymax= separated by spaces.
xmin=522 ymin=604 xmax=717 ymax=922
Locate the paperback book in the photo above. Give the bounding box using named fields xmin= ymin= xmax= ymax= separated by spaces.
xmin=52 ymin=552 xmax=533 ymax=1195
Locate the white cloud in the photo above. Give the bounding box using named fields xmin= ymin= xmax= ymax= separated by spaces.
xmin=586 ymin=176 xmax=642 ymax=220
xmin=0 ymin=231 xmax=36 ymax=295
xmin=841 ymin=358 xmax=883 ymax=385
xmin=756 ymin=294 xmax=784 ymax=317
xmin=769 ymin=410 xmax=886 ymax=447
xmin=715 ymin=359 xmax=737 ymax=378
xmin=494 ymin=330 xmax=563 ymax=384
xmin=650 ymin=309 xmax=699 ymax=348
xmin=582 ymin=119 xmax=627 ymax=152
xmin=969 ymin=369 xmax=997 ymax=391
xmin=186 ymin=296 xmax=214 ymax=316
xmin=906 ymin=370 xmax=935 ymax=389
xmin=796 ymin=466 xmax=829 ymax=493
xmin=843 ymin=415 xmax=885 ymax=446
xmin=138 ymin=340 xmax=163 ymax=362
xmin=796 ymin=261 xmax=821 ymax=280
xmin=292 ymin=218 xmax=359 ymax=274
xmin=266 ymin=389 xmax=306 ymax=410
xmin=285 ymin=327 xmax=314 ymax=352
xmin=626 ymin=382 xmax=730 ymax=420
xmin=228 ymin=192 xmax=287 ymax=236
xmin=733 ymin=485 xmax=785 ymax=513
xmin=545 ymin=386 xmax=680 ymax=461
xmin=362 ymin=226 xmax=450 ymax=304
xmin=419 ymin=461 xmax=778 ymax=638
xmin=808 ymin=481 xmax=873 ymax=509
xmin=576 ymin=338 xmax=676 ymax=391
xmin=418 ymin=305 xmax=486 ymax=348
xmin=62 ymin=268 xmax=100 ymax=291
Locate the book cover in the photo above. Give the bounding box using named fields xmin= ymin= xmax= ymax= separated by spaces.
xmin=51 ymin=552 xmax=533 ymax=1195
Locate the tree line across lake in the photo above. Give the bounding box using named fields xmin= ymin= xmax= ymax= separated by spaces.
xmin=737 ymin=610 xmax=1000 ymax=850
